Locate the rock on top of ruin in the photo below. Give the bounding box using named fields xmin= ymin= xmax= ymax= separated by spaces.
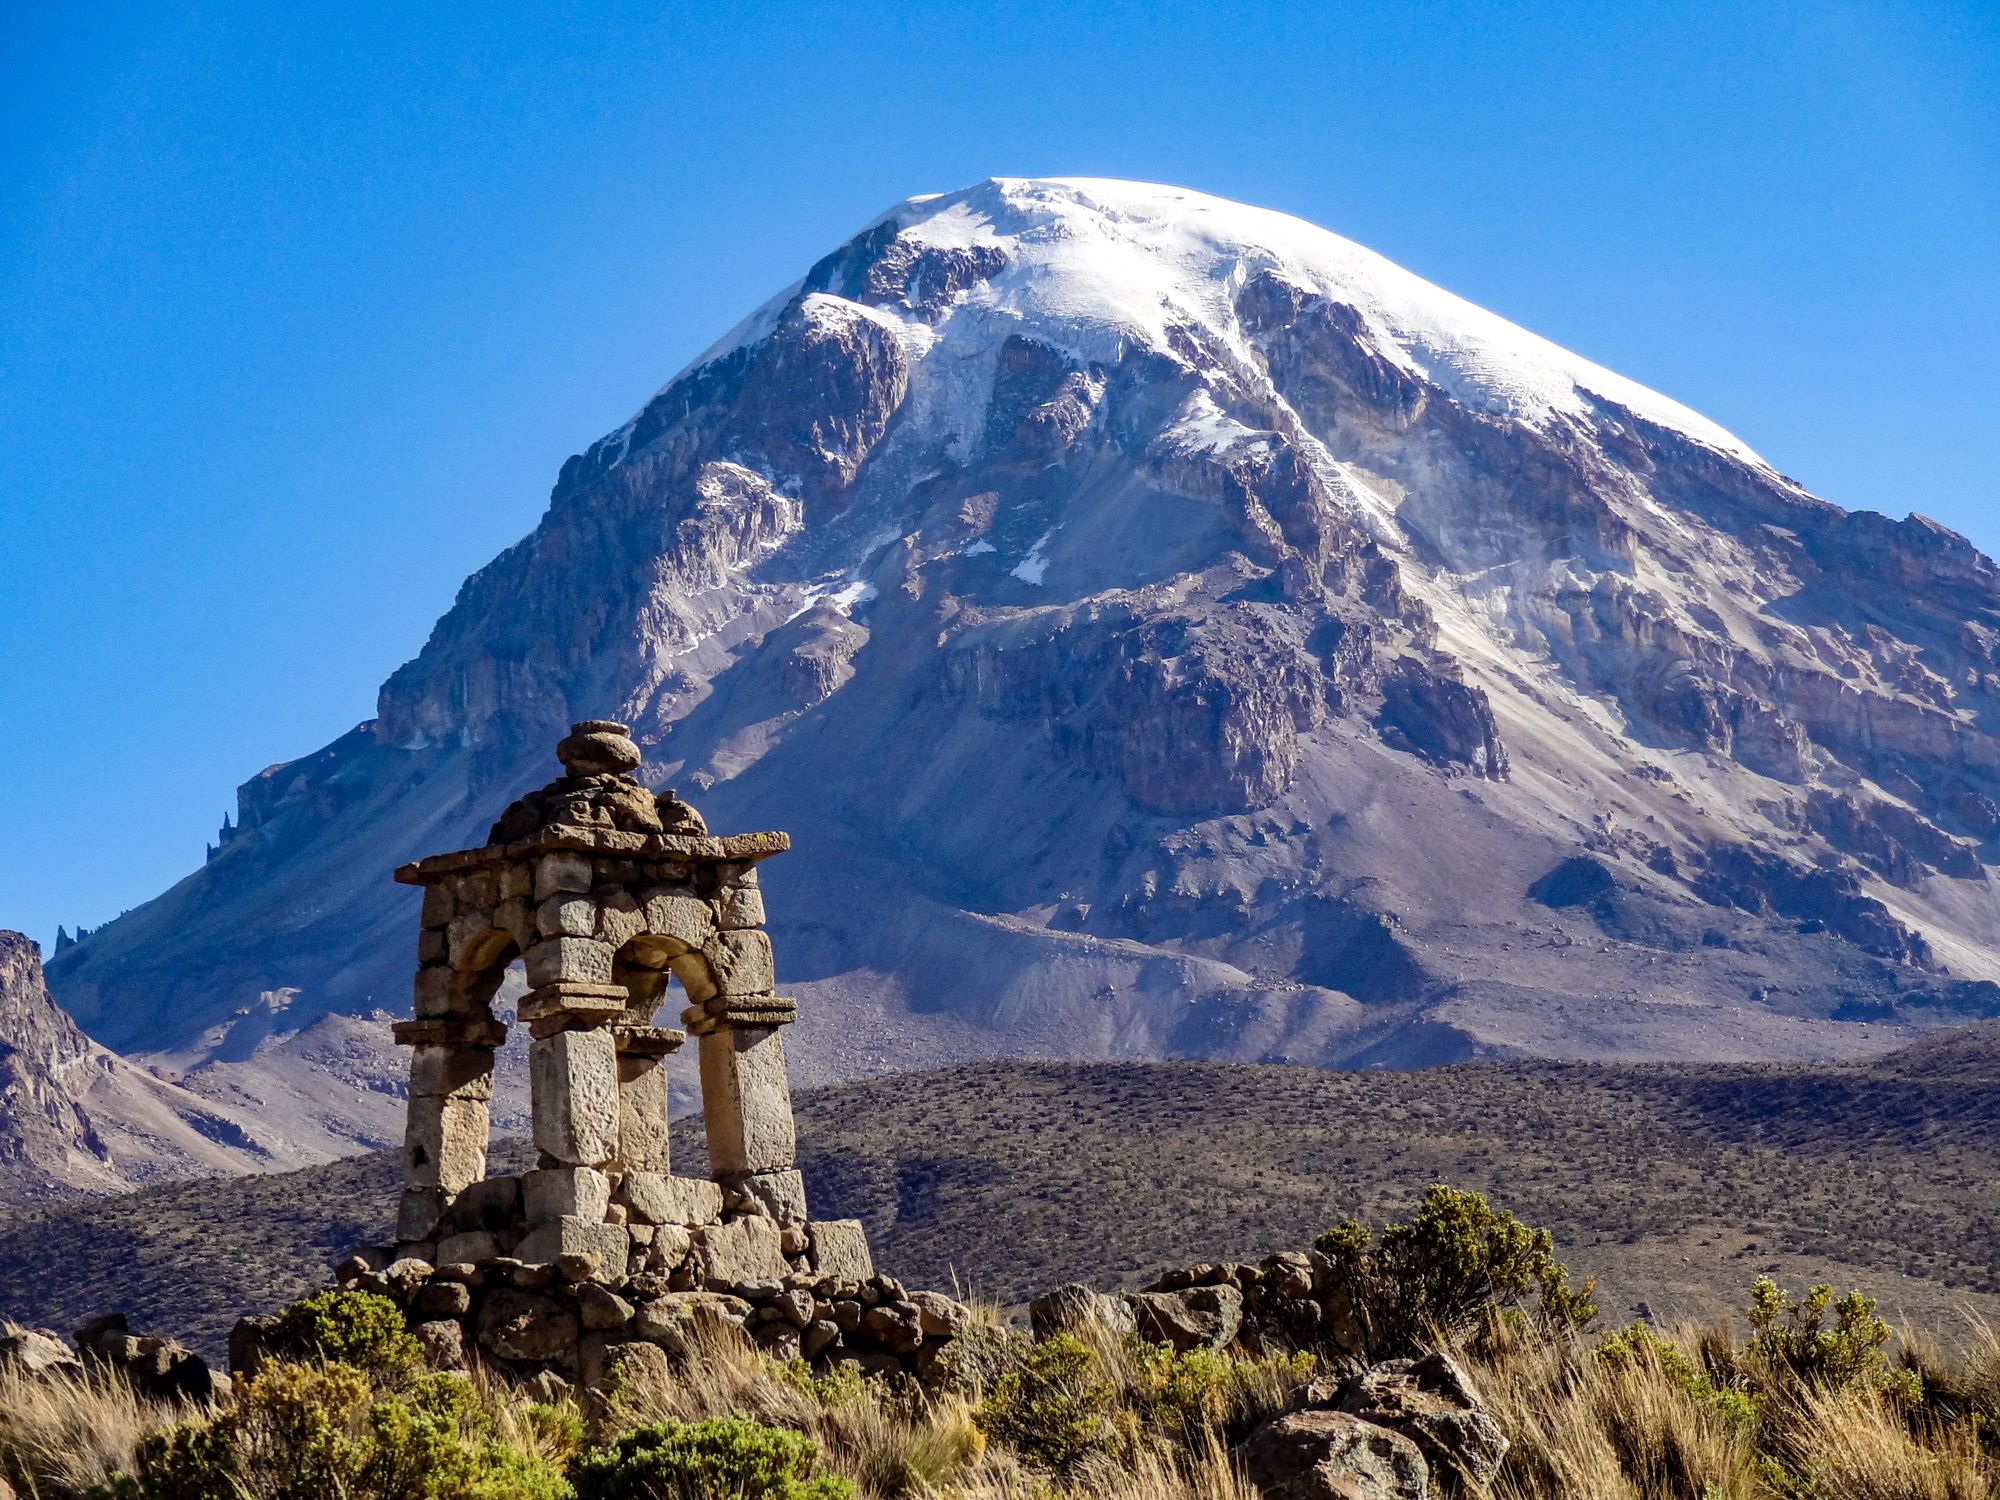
xmin=393 ymin=721 xmax=790 ymax=886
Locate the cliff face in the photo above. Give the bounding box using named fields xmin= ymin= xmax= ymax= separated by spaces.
xmin=0 ymin=931 xmax=111 ymax=1184
xmin=47 ymin=178 xmax=2000 ymax=1097
xmin=0 ymin=932 xmax=305 ymax=1203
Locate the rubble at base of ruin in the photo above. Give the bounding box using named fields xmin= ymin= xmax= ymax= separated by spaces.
xmin=326 ymin=721 xmax=954 ymax=1386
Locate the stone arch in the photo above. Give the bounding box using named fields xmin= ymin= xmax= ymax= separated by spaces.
xmin=388 ymin=720 xmax=872 ymax=1284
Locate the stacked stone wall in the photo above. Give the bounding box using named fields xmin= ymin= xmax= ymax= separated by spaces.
xmin=312 ymin=1249 xmax=977 ymax=1391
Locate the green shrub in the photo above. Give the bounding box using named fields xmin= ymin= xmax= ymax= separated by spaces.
xmin=974 ymin=1332 xmax=1116 ymax=1475
xmin=1313 ymin=1184 xmax=1598 ymax=1359
xmin=98 ymin=1360 xmax=572 ymax=1500
xmin=1127 ymin=1342 xmax=1236 ymax=1442
xmin=266 ymin=1290 xmax=427 ymax=1385
xmin=570 ymin=1416 xmax=852 ymax=1500
xmin=1743 ymin=1278 xmax=1914 ymax=1403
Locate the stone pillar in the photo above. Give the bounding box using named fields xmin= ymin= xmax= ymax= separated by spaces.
xmin=698 ymin=1022 xmax=807 ymax=1222
xmin=613 ymin=1025 xmax=683 ymax=1173
xmin=390 ymin=1016 xmax=503 ymax=1245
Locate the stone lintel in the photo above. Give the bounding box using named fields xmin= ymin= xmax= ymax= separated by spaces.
xmin=395 ymin=826 xmax=790 ymax=885
xmin=613 ymin=1024 xmax=686 ymax=1057
xmin=681 ymin=996 xmax=798 ymax=1036
xmin=392 ymin=1016 xmax=507 ymax=1049
xmin=518 ymin=982 xmax=628 ymax=1026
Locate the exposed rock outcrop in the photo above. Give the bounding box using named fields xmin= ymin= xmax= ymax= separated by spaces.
xmin=0 ymin=932 xmax=278 ymax=1204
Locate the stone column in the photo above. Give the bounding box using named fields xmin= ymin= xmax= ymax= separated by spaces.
xmin=390 ymin=1017 xmax=503 ymax=1245
xmin=613 ymin=1025 xmax=682 ymax=1173
xmin=516 ymin=963 xmax=633 ymax=1267
xmin=698 ymin=1021 xmax=806 ymax=1221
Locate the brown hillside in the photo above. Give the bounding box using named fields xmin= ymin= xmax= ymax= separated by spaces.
xmin=2 ymin=1036 xmax=1996 ymax=1358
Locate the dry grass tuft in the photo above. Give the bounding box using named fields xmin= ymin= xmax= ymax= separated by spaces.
xmin=0 ymin=1363 xmax=198 ymax=1498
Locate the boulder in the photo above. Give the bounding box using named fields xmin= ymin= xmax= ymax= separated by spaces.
xmin=228 ymin=1314 xmax=279 ymax=1379
xmin=1029 ymin=1283 xmax=1136 ymax=1339
xmin=693 ymin=1216 xmax=788 ymax=1284
xmin=1128 ymin=1285 xmax=1242 ymax=1351
xmin=72 ymin=1313 xmax=219 ymax=1402
xmin=603 ymin=1339 xmax=673 ymax=1393
xmin=476 ymin=1288 xmax=578 ymax=1362
xmin=579 ymin=1284 xmax=636 ymax=1331
xmin=416 ymin=1281 xmax=472 ymax=1318
xmin=0 ymin=1326 xmax=82 ymax=1378
xmin=910 ymin=1289 xmax=975 ymax=1337
xmin=415 ymin=1319 xmax=467 ymax=1369
xmin=861 ymin=1301 xmax=924 ymax=1353
xmin=630 ymin=1291 xmax=752 ymax=1354
xmin=1335 ymin=1354 xmax=1508 ymax=1492
xmin=1243 ymin=1409 xmax=1430 ymax=1500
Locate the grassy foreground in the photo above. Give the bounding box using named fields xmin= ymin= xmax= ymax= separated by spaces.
xmin=6 ymin=1192 xmax=2000 ymax=1499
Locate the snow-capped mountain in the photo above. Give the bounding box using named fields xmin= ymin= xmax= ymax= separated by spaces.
xmin=48 ymin=179 xmax=2000 ymax=1118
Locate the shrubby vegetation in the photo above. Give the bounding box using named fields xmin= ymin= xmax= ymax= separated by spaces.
xmin=7 ymin=1191 xmax=2000 ymax=1499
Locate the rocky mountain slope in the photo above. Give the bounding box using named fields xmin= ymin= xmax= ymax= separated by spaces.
xmin=0 ymin=930 xmax=292 ymax=1202
xmin=46 ymin=178 xmax=2000 ymax=1116
xmin=7 ymin=1029 xmax=1999 ymax=1359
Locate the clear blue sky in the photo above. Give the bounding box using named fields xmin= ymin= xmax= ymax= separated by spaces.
xmin=3 ymin=1 xmax=1996 ymax=954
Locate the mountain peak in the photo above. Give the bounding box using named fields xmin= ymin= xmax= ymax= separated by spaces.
xmin=45 ymin=181 xmax=2000 ymax=1155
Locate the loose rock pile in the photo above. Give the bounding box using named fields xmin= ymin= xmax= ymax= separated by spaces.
xmin=0 ymin=1314 xmax=221 ymax=1402
xmin=1034 ymin=1257 xmax=1509 ymax=1498
xmin=1032 ymin=1248 xmax=1364 ymax=1357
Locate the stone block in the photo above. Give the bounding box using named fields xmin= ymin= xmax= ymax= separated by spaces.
xmin=537 ymin=894 xmax=597 ymax=939
xmin=714 ymin=883 xmax=766 ymax=930
xmin=397 ymin=1186 xmax=446 ymax=1243
xmin=809 ymin=1220 xmax=874 ymax=1281
xmin=495 ymin=896 xmax=535 ymax=949
xmin=476 ymin=1288 xmax=577 ymax=1362
xmin=615 ymin=1053 xmax=673 ymax=1172
xmin=526 ymin=936 xmax=614 ymax=988
xmin=726 ymin=1169 xmax=807 ymax=1223
xmin=402 ymin=1095 xmax=488 ymax=1192
xmin=454 ymin=869 xmax=499 ymax=910
xmin=702 ymin=930 xmax=775 ymax=996
xmin=535 ymin=852 xmax=594 ymax=902
xmin=698 ymin=1025 xmax=796 ymax=1175
xmin=447 ymin=913 xmax=512 ymax=972
xmin=651 ymin=1224 xmax=694 ymax=1270
xmin=530 ymin=1028 xmax=621 ymax=1165
xmin=597 ymin=887 xmax=644 ymax=947
xmin=412 ymin=964 xmax=456 ymax=1017
xmin=408 ymin=1044 xmax=494 ymax=1102
xmin=420 ymin=883 xmax=456 ymax=928
xmin=417 ymin=927 xmax=447 ymax=964
xmin=639 ymin=888 xmax=715 ymax=952
xmin=448 ymin=1172 xmax=521 ymax=1229
xmin=515 ymin=1216 xmax=629 ymax=1270
xmin=692 ymin=1217 xmax=789 ymax=1284
xmin=618 ymin=1172 xmax=723 ymax=1226
xmin=435 ymin=1230 xmax=501 ymax=1265
xmin=519 ymin=982 xmax=628 ymax=1027
xmin=524 ymin=1166 xmax=611 ymax=1223
xmin=499 ymin=863 xmax=534 ymax=900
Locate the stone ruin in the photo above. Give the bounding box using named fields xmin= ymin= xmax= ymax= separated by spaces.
xmin=300 ymin=721 xmax=983 ymax=1387
xmin=386 ymin=719 xmax=872 ymax=1288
